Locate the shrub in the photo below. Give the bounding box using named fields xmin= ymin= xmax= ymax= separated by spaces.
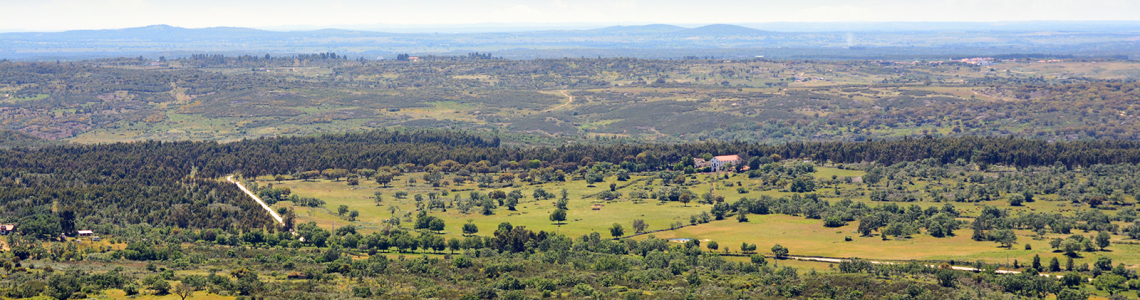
xmin=572 ymin=283 xmax=596 ymax=296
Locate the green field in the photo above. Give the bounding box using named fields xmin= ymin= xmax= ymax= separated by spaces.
xmin=256 ymin=163 xmax=1140 ymax=277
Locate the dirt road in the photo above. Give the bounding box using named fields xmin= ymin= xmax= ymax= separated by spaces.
xmin=545 ymin=90 xmax=574 ymax=112
xmin=784 ymin=255 xmax=1062 ymax=278
xmin=227 ymin=175 xmax=284 ymax=225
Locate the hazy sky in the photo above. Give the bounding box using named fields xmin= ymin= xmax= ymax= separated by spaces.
xmin=3 ymin=0 xmax=1139 ymax=31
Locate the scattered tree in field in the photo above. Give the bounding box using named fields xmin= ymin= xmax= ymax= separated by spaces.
xmin=174 ymin=283 xmax=194 ymax=300
xmin=1096 ymin=231 xmax=1111 ymax=251
xmin=740 ymin=243 xmax=757 ymax=253
xmin=993 ymin=229 xmax=1017 ymax=248
xmin=771 ymin=244 xmax=789 ymax=259
xmin=337 ymin=205 xmax=349 ymax=216
xmin=462 ymin=221 xmax=478 ymax=236
xmin=550 ymin=209 xmax=567 ymax=224
xmin=707 ymin=241 xmax=719 ymax=251
xmin=556 ymin=198 xmax=569 ymax=210
xmin=324 ymin=168 xmax=349 ymax=181
xmin=632 ymin=219 xmax=648 ymax=233
xmin=750 ymin=254 xmax=766 ymax=265
xmin=375 ymin=173 xmax=394 ymax=187
xmin=429 ymin=218 xmax=445 ymax=233
xmin=609 ymin=223 xmax=624 ymax=238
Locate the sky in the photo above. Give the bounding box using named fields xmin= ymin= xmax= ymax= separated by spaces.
xmin=2 ymin=0 xmax=1139 ymax=32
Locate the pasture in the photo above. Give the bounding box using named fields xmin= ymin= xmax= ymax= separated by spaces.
xmin=256 ymin=164 xmax=1140 ymax=277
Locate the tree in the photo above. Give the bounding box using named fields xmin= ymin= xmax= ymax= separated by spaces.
xmin=993 ymin=229 xmax=1017 ymax=248
xmin=375 ymin=173 xmax=394 ymax=187
xmin=505 ymin=197 xmax=518 ymax=210
xmin=680 ymin=194 xmax=691 ymax=206
xmin=324 ymin=168 xmax=349 ymax=181
xmin=1057 ymin=288 xmax=1088 ymax=300
xmin=1061 ymin=238 xmax=1081 ymax=256
xmin=1049 ymin=257 xmax=1061 ymax=272
xmin=447 ymin=238 xmax=461 ymax=254
xmin=632 ymin=219 xmax=648 ymax=233
xmin=1096 ymin=231 xmax=1111 ymax=251
xmin=462 ymin=222 xmax=478 ymax=236
xmin=560 ymin=189 xmax=569 ymax=200
xmin=174 ymin=282 xmax=194 ymax=300
xmin=374 ymin=192 xmax=383 ymax=206
xmin=150 ymin=279 xmax=171 ymax=295
xmin=429 ymin=218 xmax=445 ymax=233
xmin=556 ymin=198 xmax=569 ymax=210
xmin=1032 ymin=254 xmax=1042 ymax=270
xmin=1061 ymin=272 xmax=1084 ymax=287
xmin=711 ymin=203 xmax=729 ymax=220
xmin=936 ymin=269 xmax=956 ymax=287
xmin=1094 ymin=274 xmax=1127 ymax=295
xmin=771 ymin=244 xmax=789 ymax=259
xmin=609 ymin=223 xmax=624 ymax=238
xmin=736 ymin=211 xmax=749 ymax=222
xmin=1008 ymin=194 xmax=1023 ymax=206
xmin=707 ymin=241 xmax=719 ymax=251
xmin=673 ymin=174 xmax=686 ymax=185
xmin=1050 ymin=238 xmax=1063 ymax=249
xmin=337 ymin=205 xmax=349 ymax=216
xmin=550 ymin=209 xmax=567 ymax=224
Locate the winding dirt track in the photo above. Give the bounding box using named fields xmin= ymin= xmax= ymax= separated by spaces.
xmin=227 ymin=175 xmax=284 ymax=225
xmin=783 ymin=255 xmax=1064 ymax=278
xmin=545 ymin=90 xmax=573 ymax=112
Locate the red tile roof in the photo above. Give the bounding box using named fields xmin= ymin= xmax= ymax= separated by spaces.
xmin=713 ymin=155 xmax=740 ymax=161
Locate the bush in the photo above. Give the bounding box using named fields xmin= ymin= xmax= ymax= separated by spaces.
xmin=453 ymin=256 xmax=473 ymax=268
xmin=352 ymin=286 xmax=373 ymax=298
xmin=824 ymin=216 xmax=847 ymax=227
xmin=572 ymin=283 xmax=596 ymax=297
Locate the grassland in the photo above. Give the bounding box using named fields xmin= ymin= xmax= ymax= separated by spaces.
xmin=254 ymin=163 xmax=1140 ymax=284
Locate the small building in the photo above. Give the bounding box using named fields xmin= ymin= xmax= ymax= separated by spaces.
xmin=0 ymin=224 xmax=15 ymax=235
xmin=693 ymin=158 xmax=711 ymax=169
xmin=710 ymin=155 xmax=742 ymax=172
xmin=77 ymin=230 xmax=94 ymax=237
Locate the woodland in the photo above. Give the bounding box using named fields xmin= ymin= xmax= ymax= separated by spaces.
xmin=1 ymin=55 xmax=1139 ymax=145
xmin=1 ymin=53 xmax=1140 ymax=299
xmin=0 ymin=130 xmax=1139 ymax=298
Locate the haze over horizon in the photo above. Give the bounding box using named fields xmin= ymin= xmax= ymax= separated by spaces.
xmin=3 ymin=0 xmax=1139 ymax=32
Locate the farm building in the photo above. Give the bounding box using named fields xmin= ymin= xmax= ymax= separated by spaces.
xmin=693 ymin=158 xmax=711 ymax=169
xmin=710 ymin=155 xmax=741 ymax=172
xmin=77 ymin=230 xmax=94 ymax=236
xmin=0 ymin=224 xmax=14 ymax=235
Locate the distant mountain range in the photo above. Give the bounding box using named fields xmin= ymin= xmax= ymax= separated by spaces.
xmin=1 ymin=23 xmax=1138 ymax=60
